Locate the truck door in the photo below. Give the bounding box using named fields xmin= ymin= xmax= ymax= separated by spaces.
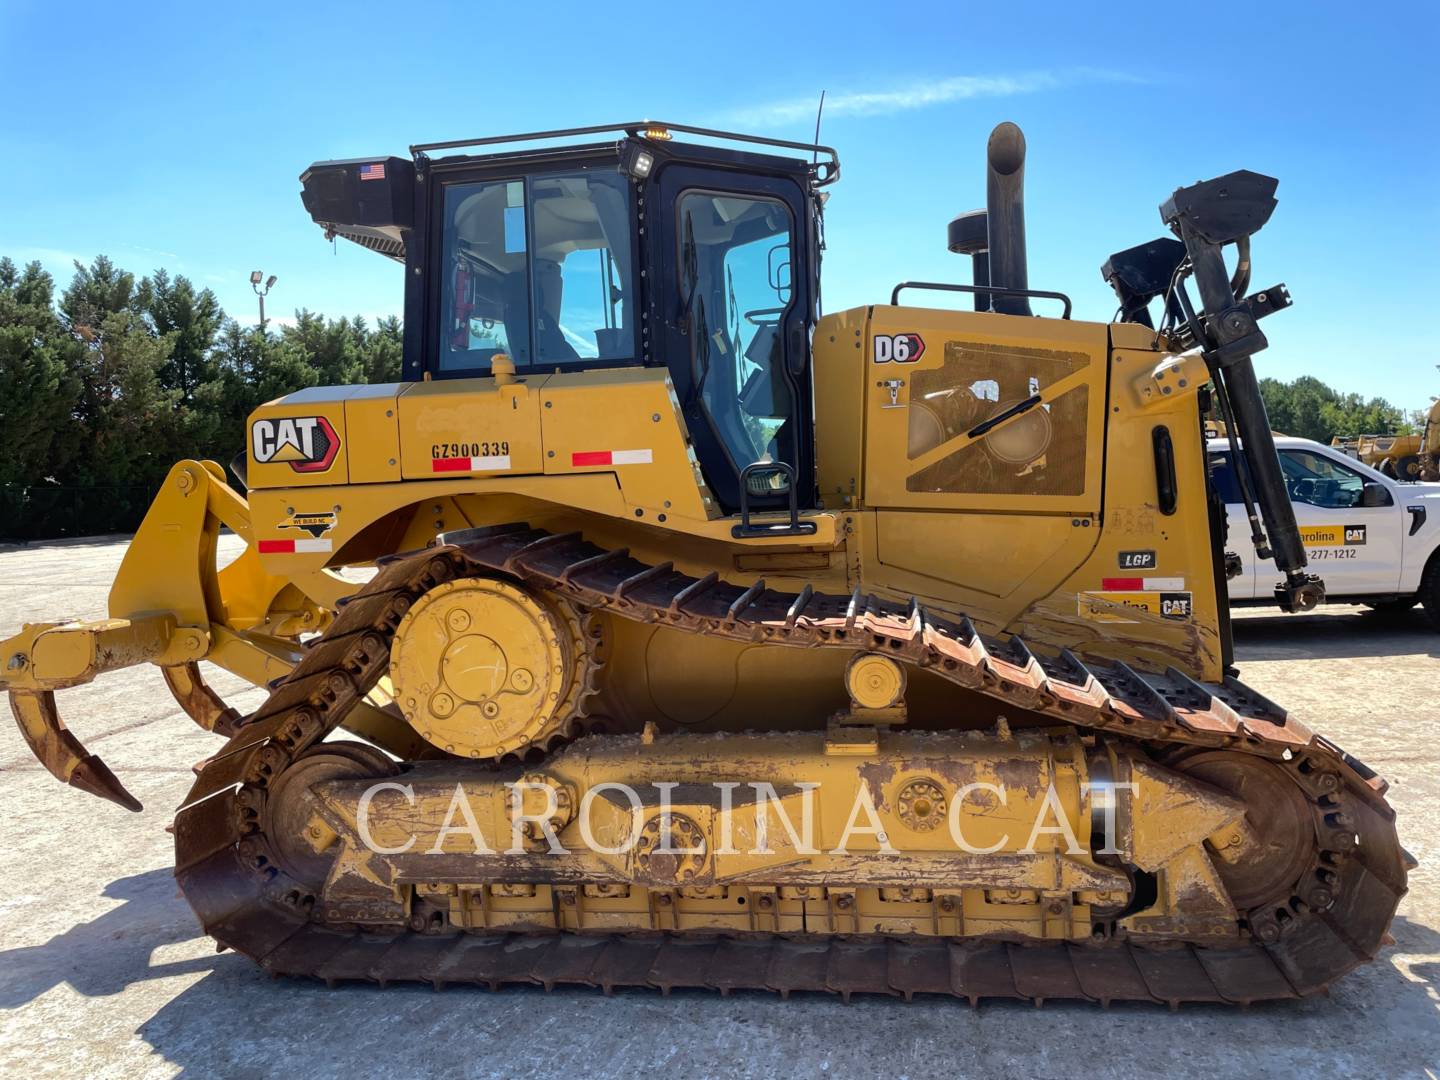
xmin=1265 ymin=446 xmax=1402 ymax=595
xmin=861 ymin=306 xmax=1109 ymax=628
xmin=1207 ymin=448 xmax=1257 ymax=599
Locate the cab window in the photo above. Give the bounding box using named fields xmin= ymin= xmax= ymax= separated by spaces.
xmin=437 ymin=169 xmax=634 ymax=374
xmin=1278 ymin=449 xmax=1367 ymax=509
xmin=438 ymin=179 xmax=531 ymax=371
xmin=678 ymin=191 xmax=796 ymax=473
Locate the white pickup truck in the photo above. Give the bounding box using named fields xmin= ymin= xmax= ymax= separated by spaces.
xmin=1207 ymin=436 xmax=1440 ymax=627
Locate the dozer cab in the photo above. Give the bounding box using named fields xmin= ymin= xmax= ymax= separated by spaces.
xmin=3 ymin=121 xmax=1406 ymax=1004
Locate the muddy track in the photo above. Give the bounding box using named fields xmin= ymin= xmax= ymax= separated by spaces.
xmin=172 ymin=524 xmax=1407 ymax=1004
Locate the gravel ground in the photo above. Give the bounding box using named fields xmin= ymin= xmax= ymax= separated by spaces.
xmin=1 ymin=536 xmax=1437 ymax=1079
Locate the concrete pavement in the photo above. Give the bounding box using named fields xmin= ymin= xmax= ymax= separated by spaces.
xmin=2 ymin=537 xmax=1437 ymax=1078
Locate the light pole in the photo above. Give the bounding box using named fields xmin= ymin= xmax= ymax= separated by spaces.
xmin=250 ymin=270 xmax=277 ymax=327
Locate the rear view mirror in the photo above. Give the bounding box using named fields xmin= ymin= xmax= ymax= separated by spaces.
xmin=1361 ymin=482 xmax=1393 ymax=508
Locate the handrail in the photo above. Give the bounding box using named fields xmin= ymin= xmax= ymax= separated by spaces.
xmin=411 ymin=121 xmax=841 ymax=185
xmin=889 ymin=281 xmax=1073 ymax=320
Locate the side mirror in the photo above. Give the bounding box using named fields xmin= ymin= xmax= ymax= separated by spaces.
xmin=1361 ymin=481 xmax=1393 ymax=508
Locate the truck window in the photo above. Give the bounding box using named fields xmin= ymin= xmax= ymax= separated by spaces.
xmin=1278 ymin=449 xmax=1367 ymax=509
xmin=1207 ymin=452 xmax=1243 ymax=504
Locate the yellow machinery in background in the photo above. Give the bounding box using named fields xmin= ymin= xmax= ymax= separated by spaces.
xmin=2 ymin=121 xmax=1405 ymax=1004
xmin=1333 ymin=394 xmax=1440 ymax=481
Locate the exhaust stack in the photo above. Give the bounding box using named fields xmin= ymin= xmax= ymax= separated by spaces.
xmin=986 ymin=121 xmax=1030 ymax=316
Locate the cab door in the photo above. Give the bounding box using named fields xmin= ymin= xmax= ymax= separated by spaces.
xmin=1264 ymin=446 xmax=1402 ymax=596
xmin=654 ymin=166 xmax=815 ymax=515
xmin=861 ymin=306 xmax=1109 ymax=627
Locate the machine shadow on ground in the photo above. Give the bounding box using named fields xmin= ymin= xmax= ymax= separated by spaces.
xmin=133 ymin=916 xmax=1440 ymax=1077
xmin=0 ymin=869 xmax=219 ymax=1009
xmin=1232 ymin=608 xmax=1440 ymax=661
xmin=3 ymin=865 xmax=1439 ymax=1077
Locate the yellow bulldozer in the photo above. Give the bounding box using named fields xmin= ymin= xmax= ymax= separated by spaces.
xmin=2 ymin=121 xmax=1406 ymax=1005
xmin=1332 ymin=396 xmax=1440 ymax=481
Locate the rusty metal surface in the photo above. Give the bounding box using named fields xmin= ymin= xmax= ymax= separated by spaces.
xmin=171 ymin=525 xmax=1408 ymax=1004
xmin=8 ymin=689 xmax=142 ymax=811
xmin=161 ymin=663 xmax=242 ymax=737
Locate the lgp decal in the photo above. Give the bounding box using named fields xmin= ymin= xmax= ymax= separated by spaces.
xmin=873 ymin=333 xmax=925 ymax=364
xmin=1118 ymin=549 xmax=1157 ymax=570
xmin=251 ymin=416 xmax=340 ymax=473
xmin=277 ymin=511 xmax=337 ymax=539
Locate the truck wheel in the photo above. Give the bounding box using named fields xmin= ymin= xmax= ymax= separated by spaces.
xmin=1422 ymin=557 xmax=1440 ymax=632
xmin=1380 ymin=459 xmax=1398 ymax=478
xmin=1396 ymin=454 xmax=1422 ymax=481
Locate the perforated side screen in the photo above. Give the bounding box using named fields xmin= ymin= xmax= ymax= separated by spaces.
xmin=904 ymin=341 xmax=1091 ymax=497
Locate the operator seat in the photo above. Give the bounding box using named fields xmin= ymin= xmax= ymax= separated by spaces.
xmin=534 ymin=259 xmax=579 ymax=363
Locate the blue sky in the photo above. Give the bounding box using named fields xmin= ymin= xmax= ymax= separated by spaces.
xmin=1 ymin=1 xmax=1435 ymax=413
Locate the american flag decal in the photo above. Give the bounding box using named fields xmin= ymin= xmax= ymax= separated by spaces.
xmin=359 ymin=162 xmax=386 ymax=181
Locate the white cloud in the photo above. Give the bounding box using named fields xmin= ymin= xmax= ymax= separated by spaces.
xmin=2 ymin=246 xmax=93 ymax=269
xmin=725 ymin=68 xmax=1146 ymax=128
xmin=115 ymin=242 xmax=182 ymax=264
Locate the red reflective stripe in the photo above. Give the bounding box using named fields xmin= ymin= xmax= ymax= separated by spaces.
xmin=571 ymin=451 xmax=612 ymax=467
xmin=258 ymin=539 xmax=295 ymax=554
xmin=432 ymin=457 xmax=473 ymax=472
xmin=1101 ymin=578 xmax=1144 ymax=591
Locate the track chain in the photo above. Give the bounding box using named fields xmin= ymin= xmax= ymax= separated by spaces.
xmin=173 ymin=524 xmax=1408 ymax=1004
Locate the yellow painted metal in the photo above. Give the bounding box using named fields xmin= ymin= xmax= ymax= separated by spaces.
xmin=539 ymin=367 xmax=714 ymax=522
xmin=397 ymin=375 xmax=542 ymax=480
xmin=343 ymin=384 xmax=404 ymax=484
xmin=1 ymin=616 xmax=186 ymax=692
xmin=845 ymin=653 xmax=905 ymax=709
xmin=860 ymin=307 xmax=1109 ymax=514
xmin=389 ymin=578 xmax=590 ymax=758
xmin=246 ymin=396 xmax=350 ymax=489
xmin=810 ymin=309 xmax=1225 ymax=678
xmin=309 ymin=728 xmax=1242 ymax=939
xmin=812 ymin=307 xmax=869 ymax=511
xmin=242 ymin=365 xmax=835 ymax=573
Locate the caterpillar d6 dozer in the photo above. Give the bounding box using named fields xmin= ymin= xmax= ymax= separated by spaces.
xmin=3 ymin=121 xmax=1408 ymax=1005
